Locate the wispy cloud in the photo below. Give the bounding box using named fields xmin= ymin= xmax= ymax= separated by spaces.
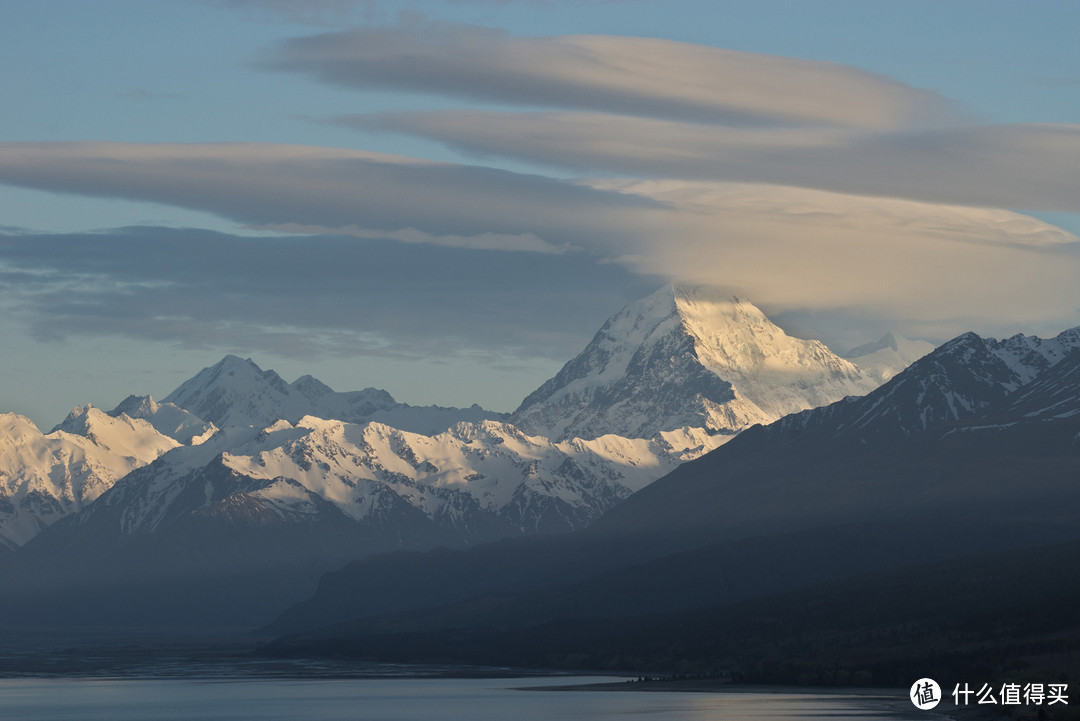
xmin=592 ymin=178 xmax=1080 ymax=340
xmin=0 ymin=142 xmax=659 ymax=252
xmin=253 ymin=223 xmax=571 ymax=254
xmin=0 ymin=141 xmax=1075 ymax=345
xmin=347 ymin=111 xmax=1080 ymax=213
xmin=0 ymin=226 xmax=659 ymax=362
xmin=262 ymin=20 xmax=949 ymax=129
xmin=271 ymin=21 xmax=1076 ymax=220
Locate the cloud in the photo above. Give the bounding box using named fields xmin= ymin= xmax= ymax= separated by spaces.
xmin=0 ymin=141 xmax=1076 ymax=346
xmin=262 ymin=21 xmax=948 ymax=129
xmin=254 ymin=223 xmax=570 ymax=254
xmin=0 ymin=142 xmax=661 ymax=252
xmin=590 ymin=179 xmax=1080 ymax=340
xmin=0 ymin=226 xmax=660 ymax=362
xmin=348 ymin=111 xmax=1080 ymax=213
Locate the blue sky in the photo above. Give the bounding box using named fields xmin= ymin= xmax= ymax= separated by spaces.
xmin=1 ymin=0 xmax=1079 ymax=427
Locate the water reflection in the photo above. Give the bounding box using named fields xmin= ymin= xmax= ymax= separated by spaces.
xmin=0 ymin=677 xmax=923 ymax=721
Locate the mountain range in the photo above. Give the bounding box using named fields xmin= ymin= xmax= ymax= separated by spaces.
xmin=261 ymin=328 xmax=1080 ymax=684
xmin=162 ymin=354 xmax=506 ymax=433
xmin=0 ymin=287 xmax=891 ymax=552
xmin=0 ymin=407 xmax=180 ymax=549
xmin=0 ymin=286 xmax=937 ymax=628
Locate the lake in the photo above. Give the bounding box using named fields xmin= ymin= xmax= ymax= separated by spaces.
xmin=0 ymin=676 xmax=926 ymax=720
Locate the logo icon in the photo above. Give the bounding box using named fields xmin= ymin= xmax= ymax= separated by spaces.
xmin=911 ymin=678 xmax=942 ymax=710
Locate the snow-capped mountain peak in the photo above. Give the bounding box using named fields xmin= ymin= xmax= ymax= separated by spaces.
xmin=290 ymin=374 xmax=337 ymax=401
xmin=51 ymin=404 xmax=180 ymax=461
xmin=109 ymin=395 xmax=218 ymax=446
xmin=162 ymin=355 xmax=305 ymax=429
xmin=0 ymin=407 xmax=180 ymax=548
xmin=111 ymin=394 xmax=159 ymax=419
xmin=90 ymin=411 xmax=726 ymax=542
xmin=781 ymin=326 xmax=1080 ymax=439
xmin=162 ymin=356 xmax=505 ymax=434
xmin=987 ymin=328 xmax=1080 ymax=384
xmin=676 ymin=288 xmax=875 ymax=418
xmin=845 ymin=332 xmax=936 ymax=383
xmin=511 ymin=285 xmax=879 ymax=441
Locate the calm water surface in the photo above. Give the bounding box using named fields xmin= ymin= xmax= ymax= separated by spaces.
xmin=0 ymin=676 xmax=928 ymax=721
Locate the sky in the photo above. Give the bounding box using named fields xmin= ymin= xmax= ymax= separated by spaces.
xmin=1 ymin=0 xmax=1079 ymax=428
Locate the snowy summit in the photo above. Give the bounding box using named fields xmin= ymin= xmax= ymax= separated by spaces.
xmin=511 ymin=286 xmax=879 ymax=441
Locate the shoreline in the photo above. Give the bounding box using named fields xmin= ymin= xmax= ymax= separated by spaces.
xmin=534 ymin=677 xmax=1008 ymax=721
xmin=0 ymin=645 xmax=1029 ymax=721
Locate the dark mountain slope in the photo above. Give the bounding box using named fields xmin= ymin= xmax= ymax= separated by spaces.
xmin=590 ymin=332 xmax=1080 ymax=540
xmin=266 ymin=332 xmax=1080 ymax=639
xmin=265 ymin=537 xmax=1080 ymax=688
